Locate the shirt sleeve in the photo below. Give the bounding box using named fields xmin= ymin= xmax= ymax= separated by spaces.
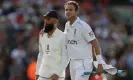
xmin=36 ymin=37 xmax=43 ymax=75
xmin=82 ymin=24 xmax=96 ymax=42
xmin=55 ymin=34 xmax=70 ymax=76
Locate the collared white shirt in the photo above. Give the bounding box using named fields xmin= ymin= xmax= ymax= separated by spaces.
xmin=64 ymin=17 xmax=96 ymax=59
xmin=36 ymin=28 xmax=69 ymax=78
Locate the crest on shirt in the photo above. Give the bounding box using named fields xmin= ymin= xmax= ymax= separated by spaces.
xmin=45 ymin=44 xmax=50 ymax=54
xmin=74 ymin=29 xmax=76 ymax=37
xmin=89 ymin=31 xmax=94 ymax=37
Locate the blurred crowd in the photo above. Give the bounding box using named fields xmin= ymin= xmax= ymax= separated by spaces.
xmin=0 ymin=0 xmax=133 ymax=80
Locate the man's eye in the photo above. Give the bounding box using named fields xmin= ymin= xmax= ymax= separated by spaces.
xmin=46 ymin=18 xmax=50 ymax=20
xmin=70 ymin=9 xmax=72 ymax=11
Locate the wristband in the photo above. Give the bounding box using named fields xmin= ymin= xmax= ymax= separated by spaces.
xmin=96 ymin=55 xmax=103 ymax=64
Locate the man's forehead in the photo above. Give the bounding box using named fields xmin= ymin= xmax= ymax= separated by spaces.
xmin=65 ymin=4 xmax=75 ymax=8
xmin=44 ymin=16 xmax=50 ymax=19
xmin=44 ymin=17 xmax=58 ymax=22
xmin=44 ymin=17 xmax=53 ymax=20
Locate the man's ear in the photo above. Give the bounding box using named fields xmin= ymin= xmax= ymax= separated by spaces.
xmin=54 ymin=19 xmax=58 ymax=24
xmin=76 ymin=7 xmax=80 ymax=15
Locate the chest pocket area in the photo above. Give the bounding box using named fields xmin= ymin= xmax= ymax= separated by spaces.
xmin=51 ymin=41 xmax=61 ymax=54
xmin=72 ymin=28 xmax=82 ymax=41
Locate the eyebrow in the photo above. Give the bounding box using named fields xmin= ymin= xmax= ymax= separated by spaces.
xmin=65 ymin=8 xmax=73 ymax=10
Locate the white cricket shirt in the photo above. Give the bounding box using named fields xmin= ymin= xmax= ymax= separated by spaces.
xmin=64 ymin=17 xmax=96 ymax=59
xmin=36 ymin=28 xmax=69 ymax=78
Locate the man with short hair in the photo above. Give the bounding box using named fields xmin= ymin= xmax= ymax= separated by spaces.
xmin=64 ymin=1 xmax=103 ymax=80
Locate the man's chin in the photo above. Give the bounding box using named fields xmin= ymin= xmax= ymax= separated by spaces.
xmin=66 ymin=17 xmax=71 ymax=20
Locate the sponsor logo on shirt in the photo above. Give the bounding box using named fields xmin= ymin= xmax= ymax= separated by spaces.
xmin=68 ymin=40 xmax=77 ymax=45
xmin=89 ymin=31 xmax=94 ymax=37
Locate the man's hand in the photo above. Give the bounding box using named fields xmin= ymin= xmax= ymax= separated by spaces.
xmin=50 ymin=74 xmax=59 ymax=80
xmin=97 ymin=64 xmax=103 ymax=75
xmin=39 ymin=29 xmax=44 ymax=36
xmin=36 ymin=75 xmax=39 ymax=80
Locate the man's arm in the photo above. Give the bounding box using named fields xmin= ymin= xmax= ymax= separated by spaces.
xmin=54 ymin=34 xmax=69 ymax=76
xmin=90 ymin=39 xmax=101 ymax=56
xmin=36 ymin=37 xmax=43 ymax=79
xmin=92 ymin=44 xmax=96 ymax=61
xmin=81 ymin=24 xmax=102 ymax=56
xmin=81 ymin=24 xmax=103 ymax=74
xmin=50 ymin=34 xmax=69 ymax=80
xmin=90 ymin=39 xmax=103 ymax=65
xmin=90 ymin=39 xmax=103 ymax=74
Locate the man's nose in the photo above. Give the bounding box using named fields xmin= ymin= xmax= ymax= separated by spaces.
xmin=66 ymin=10 xmax=70 ymax=13
xmin=66 ymin=11 xmax=70 ymax=14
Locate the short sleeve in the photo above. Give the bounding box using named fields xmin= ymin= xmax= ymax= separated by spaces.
xmin=82 ymin=24 xmax=96 ymax=42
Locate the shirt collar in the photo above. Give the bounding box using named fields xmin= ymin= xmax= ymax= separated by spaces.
xmin=69 ymin=17 xmax=80 ymax=27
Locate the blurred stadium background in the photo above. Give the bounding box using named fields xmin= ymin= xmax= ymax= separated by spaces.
xmin=0 ymin=0 xmax=133 ymax=80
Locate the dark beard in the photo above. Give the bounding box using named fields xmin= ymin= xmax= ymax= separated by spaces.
xmin=44 ymin=24 xmax=54 ymax=33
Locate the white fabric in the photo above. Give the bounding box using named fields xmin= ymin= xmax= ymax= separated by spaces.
xmin=70 ymin=58 xmax=93 ymax=80
xmin=64 ymin=17 xmax=96 ymax=59
xmin=93 ymin=61 xmax=117 ymax=75
xmin=96 ymin=55 xmax=103 ymax=64
xmin=36 ymin=29 xmax=69 ymax=78
xmin=101 ymin=73 xmax=107 ymax=80
xmin=38 ymin=76 xmax=64 ymax=80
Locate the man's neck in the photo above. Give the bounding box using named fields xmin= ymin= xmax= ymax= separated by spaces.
xmin=47 ymin=27 xmax=56 ymax=38
xmin=69 ymin=16 xmax=77 ymax=25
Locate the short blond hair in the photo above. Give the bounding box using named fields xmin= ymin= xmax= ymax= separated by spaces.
xmin=64 ymin=1 xmax=79 ymax=11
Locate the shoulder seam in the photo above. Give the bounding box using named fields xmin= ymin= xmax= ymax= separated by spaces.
xmin=77 ymin=21 xmax=84 ymax=27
